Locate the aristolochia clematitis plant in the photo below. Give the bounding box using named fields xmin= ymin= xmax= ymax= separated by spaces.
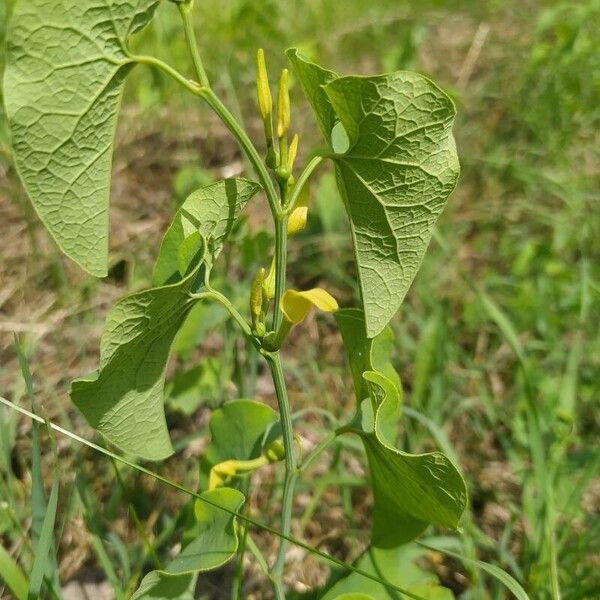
xmin=4 ymin=0 xmax=466 ymax=597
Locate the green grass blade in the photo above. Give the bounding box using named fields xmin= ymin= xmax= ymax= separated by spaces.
xmin=419 ymin=542 xmax=530 ymax=600
xmin=0 ymin=544 xmax=28 ymax=600
xmin=477 ymin=290 xmax=526 ymax=367
xmin=75 ymin=475 xmax=125 ymax=599
xmin=28 ymin=477 xmax=59 ymax=600
xmin=14 ymin=336 xmax=45 ymax=540
xmin=14 ymin=336 xmax=63 ymax=599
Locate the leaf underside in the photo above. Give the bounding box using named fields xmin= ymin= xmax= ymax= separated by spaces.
xmin=359 ymin=371 xmax=467 ymax=547
xmin=206 ymin=400 xmax=279 ymax=463
xmin=70 ymin=260 xmax=205 ymax=460
xmin=4 ymin=0 xmax=160 ymax=276
xmin=287 ymin=49 xmax=460 ymax=337
xmin=337 ymin=312 xmax=466 ymax=546
xmin=335 ymin=308 xmax=401 ymax=400
xmin=153 ymin=179 xmax=262 ymax=286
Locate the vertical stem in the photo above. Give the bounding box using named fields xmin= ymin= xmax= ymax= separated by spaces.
xmin=231 ymin=478 xmax=251 ymax=600
xmin=266 ymin=353 xmax=295 ymax=474
xmin=265 ymin=352 xmax=297 ymax=599
xmin=272 ymin=217 xmax=288 ymax=332
xmin=177 ymin=4 xmax=280 ymax=219
xmin=202 ymin=88 xmax=281 ymax=220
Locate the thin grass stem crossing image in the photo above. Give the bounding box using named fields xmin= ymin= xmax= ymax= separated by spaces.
xmin=0 ymin=0 xmax=598 ymax=598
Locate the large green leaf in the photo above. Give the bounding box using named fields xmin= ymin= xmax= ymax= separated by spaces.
xmin=153 ymin=179 xmax=262 ymax=286
xmin=4 ymin=0 xmax=160 ymax=276
xmin=288 ymin=49 xmax=459 ymax=337
xmin=322 ymin=544 xmax=453 ymax=600
xmin=70 ymin=257 xmax=206 ymax=460
xmin=131 ymin=488 xmax=244 ymax=599
xmin=353 ymin=371 xmax=467 ymax=547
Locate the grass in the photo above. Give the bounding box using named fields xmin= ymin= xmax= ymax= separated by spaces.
xmin=1 ymin=0 xmax=599 ymax=598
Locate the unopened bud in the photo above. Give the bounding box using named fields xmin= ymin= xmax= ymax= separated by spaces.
xmin=264 ymin=440 xmax=285 ymax=462
xmin=262 ymin=258 xmax=276 ymax=301
xmin=250 ymin=268 xmax=265 ymax=321
xmin=256 ymin=49 xmax=272 ymax=122
xmin=277 ymin=69 xmax=290 ymax=139
xmin=265 ymin=145 xmax=279 ymax=169
xmin=287 ymin=183 xmax=310 ymax=236
xmin=288 ymin=133 xmax=299 ymax=172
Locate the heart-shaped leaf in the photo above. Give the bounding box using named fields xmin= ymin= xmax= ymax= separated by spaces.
xmin=131 ymin=488 xmax=245 ymax=599
xmin=71 ymin=257 xmax=206 ymax=460
xmin=4 ymin=0 xmax=160 ymax=276
xmin=153 ymin=179 xmax=262 ymax=286
xmin=321 ymin=544 xmax=453 ymax=600
xmin=354 ymin=371 xmax=467 ymax=547
xmin=71 ymin=177 xmax=255 ymax=460
xmin=288 ymin=49 xmax=459 ymax=337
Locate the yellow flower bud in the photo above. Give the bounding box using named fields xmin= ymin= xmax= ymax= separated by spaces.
xmin=262 ymin=258 xmax=276 ymax=301
xmin=250 ymin=267 xmax=265 ymax=322
xmin=287 ymin=183 xmax=310 ymax=236
xmin=277 ymin=69 xmax=290 ymax=139
xmin=287 ymin=133 xmax=299 ymax=172
xmin=255 ymin=49 xmax=272 ymax=122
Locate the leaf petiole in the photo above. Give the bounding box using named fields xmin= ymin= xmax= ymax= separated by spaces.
xmin=283 ymin=155 xmax=325 ymax=214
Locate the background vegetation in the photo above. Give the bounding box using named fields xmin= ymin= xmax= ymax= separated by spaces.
xmin=1 ymin=0 xmax=598 ymax=598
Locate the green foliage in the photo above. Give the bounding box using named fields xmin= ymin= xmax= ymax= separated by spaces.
xmin=321 ymin=545 xmax=452 ymax=599
xmin=336 ymin=313 xmax=466 ymax=545
xmin=203 ymin=399 xmax=279 ymax=465
xmin=287 ymin=49 xmax=459 ymax=337
xmin=352 ymin=372 xmax=466 ymax=547
xmin=71 ymin=258 xmax=206 ymax=460
xmin=4 ymin=0 xmax=161 ymax=276
xmin=131 ymin=488 xmax=245 ymax=599
xmin=0 ymin=545 xmax=27 ymax=600
xmin=153 ymin=179 xmax=261 ymax=285
xmin=4 ymin=0 xmax=538 ymax=598
xmin=28 ymin=479 xmax=59 ymax=600
xmin=335 ymin=308 xmax=400 ymax=399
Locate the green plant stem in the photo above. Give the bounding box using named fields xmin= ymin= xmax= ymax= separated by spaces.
xmin=178 ymin=2 xmax=210 ymax=88
xmin=201 ymin=88 xmax=281 ymax=218
xmin=131 ymin=55 xmax=203 ymax=95
xmin=284 ymin=155 xmax=325 ymax=214
xmin=192 ymin=288 xmax=255 ymax=341
xmin=175 ymin=6 xmax=280 ymax=219
xmin=264 ymin=352 xmax=297 ymax=599
xmin=232 ymin=478 xmax=251 ymax=600
xmin=272 ymin=216 xmax=288 ymax=332
xmin=300 ymin=431 xmax=336 ymax=473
